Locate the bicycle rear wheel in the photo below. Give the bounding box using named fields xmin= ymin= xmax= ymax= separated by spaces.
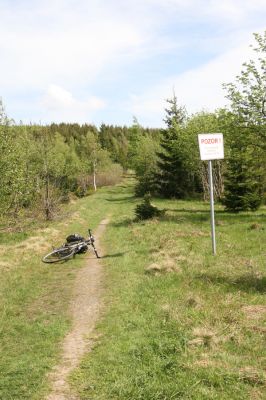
xmin=42 ymin=246 xmax=75 ymax=263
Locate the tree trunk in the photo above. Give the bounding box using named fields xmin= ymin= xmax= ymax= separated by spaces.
xmin=93 ymin=160 xmax=97 ymax=191
xmin=200 ymin=161 xmax=224 ymax=201
xmin=44 ymin=175 xmax=52 ymax=220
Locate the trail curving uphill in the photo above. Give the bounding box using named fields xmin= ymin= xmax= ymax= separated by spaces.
xmin=46 ymin=218 xmax=109 ymax=400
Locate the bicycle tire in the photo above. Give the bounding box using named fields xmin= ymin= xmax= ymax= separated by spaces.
xmin=42 ymin=246 xmax=75 ymax=263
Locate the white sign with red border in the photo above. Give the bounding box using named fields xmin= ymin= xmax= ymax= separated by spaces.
xmin=198 ymin=133 xmax=224 ymax=161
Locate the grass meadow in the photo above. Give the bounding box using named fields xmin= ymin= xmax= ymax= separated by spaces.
xmin=71 ymin=180 xmax=266 ymax=399
xmin=0 ymin=177 xmax=265 ymax=399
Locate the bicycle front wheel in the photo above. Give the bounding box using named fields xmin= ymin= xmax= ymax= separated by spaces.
xmin=42 ymin=246 xmax=75 ymax=263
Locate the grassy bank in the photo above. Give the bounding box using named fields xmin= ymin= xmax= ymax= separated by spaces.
xmin=71 ymin=182 xmax=266 ymax=399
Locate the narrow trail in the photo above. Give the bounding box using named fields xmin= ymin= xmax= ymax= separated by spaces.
xmin=46 ymin=218 xmax=110 ymax=400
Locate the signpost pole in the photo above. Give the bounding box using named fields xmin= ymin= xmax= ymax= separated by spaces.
xmin=208 ymin=160 xmax=216 ymax=255
xmin=198 ymin=133 xmax=223 ymax=255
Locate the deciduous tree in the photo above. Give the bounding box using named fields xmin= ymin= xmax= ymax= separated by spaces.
xmin=222 ymin=31 xmax=266 ymax=210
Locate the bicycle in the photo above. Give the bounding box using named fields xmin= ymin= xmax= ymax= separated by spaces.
xmin=42 ymin=229 xmax=100 ymax=263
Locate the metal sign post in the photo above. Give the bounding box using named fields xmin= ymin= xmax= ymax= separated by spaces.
xmin=198 ymin=133 xmax=224 ymax=255
xmin=208 ymin=160 xmax=216 ymax=255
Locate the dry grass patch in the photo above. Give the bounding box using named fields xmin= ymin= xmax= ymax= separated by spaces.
xmin=153 ymin=248 xmax=188 ymax=262
xmin=175 ymin=232 xmax=189 ymax=238
xmin=131 ymin=226 xmax=143 ymax=239
xmin=145 ymin=258 xmax=181 ymax=275
xmin=190 ymin=230 xmax=209 ymax=237
xmin=146 ymin=218 xmax=160 ymax=225
xmin=156 ymin=247 xmax=205 ymax=268
xmin=242 ymin=305 xmax=266 ymax=335
xmin=147 ymin=246 xmax=188 ymax=275
xmin=250 ymin=326 xmax=266 ymax=334
xmin=216 ymin=220 xmax=226 ymax=226
xmin=72 ymin=211 xmax=81 ymax=219
xmin=249 ymin=388 xmax=265 ymax=400
xmin=242 ymin=305 xmax=266 ymax=320
xmin=174 ymin=229 xmax=208 ymax=238
xmin=0 ymin=260 xmax=15 ymax=270
xmin=193 ymin=356 xmax=226 ymax=369
xmin=15 ymin=236 xmax=51 ymax=253
xmin=238 ymin=366 xmax=266 ymax=386
xmin=0 ymin=246 xmax=9 ymax=256
xmin=14 ymin=227 xmax=62 ymax=254
xmin=160 ymin=303 xmax=171 ymax=313
xmin=188 ymin=327 xmax=229 ymax=348
xmin=145 ymin=263 xmax=162 ymax=275
xmin=38 ymin=227 xmax=60 ymax=236
xmin=249 ymin=223 xmax=264 ymax=231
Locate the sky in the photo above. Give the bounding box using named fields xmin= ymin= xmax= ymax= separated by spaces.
xmin=0 ymin=0 xmax=266 ymax=128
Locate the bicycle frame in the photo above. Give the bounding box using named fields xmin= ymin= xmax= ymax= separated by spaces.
xmin=64 ymin=229 xmax=99 ymax=257
xmin=42 ymin=228 xmax=100 ymax=263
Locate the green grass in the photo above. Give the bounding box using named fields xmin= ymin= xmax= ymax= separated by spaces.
xmin=71 ymin=182 xmax=266 ymax=400
xmin=0 ymin=185 xmax=119 ymax=399
xmin=0 ymin=178 xmax=265 ymax=399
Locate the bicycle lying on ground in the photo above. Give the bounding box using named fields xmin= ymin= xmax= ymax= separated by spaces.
xmin=42 ymin=229 xmax=100 ymax=263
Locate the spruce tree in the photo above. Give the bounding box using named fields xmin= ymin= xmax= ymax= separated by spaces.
xmin=127 ymin=117 xmax=143 ymax=169
xmin=155 ymin=93 xmax=194 ymax=198
xmin=222 ymin=131 xmax=262 ymax=212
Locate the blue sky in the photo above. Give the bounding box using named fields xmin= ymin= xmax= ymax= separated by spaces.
xmin=1 ymin=0 xmax=266 ymax=127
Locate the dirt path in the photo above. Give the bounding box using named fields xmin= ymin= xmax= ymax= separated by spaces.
xmin=46 ymin=218 xmax=109 ymax=400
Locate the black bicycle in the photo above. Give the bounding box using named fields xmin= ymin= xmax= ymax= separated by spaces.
xmin=42 ymin=229 xmax=100 ymax=263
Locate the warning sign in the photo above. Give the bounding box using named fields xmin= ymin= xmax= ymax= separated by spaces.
xmin=198 ymin=133 xmax=224 ymax=161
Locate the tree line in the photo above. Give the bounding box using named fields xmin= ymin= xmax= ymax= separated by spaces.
xmin=0 ymin=105 xmax=162 ymax=222
xmin=132 ymin=31 xmax=266 ymax=212
xmin=0 ymin=31 xmax=265 ymax=224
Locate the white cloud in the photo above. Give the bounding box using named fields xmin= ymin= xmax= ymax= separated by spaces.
xmin=41 ymin=84 xmax=105 ymax=123
xmin=128 ymin=41 xmax=255 ymax=127
xmin=146 ymin=0 xmax=266 ymax=21
xmin=43 ymin=85 xmax=74 ymax=108
xmin=0 ymin=0 xmax=265 ymax=124
xmin=0 ymin=1 xmax=149 ymax=92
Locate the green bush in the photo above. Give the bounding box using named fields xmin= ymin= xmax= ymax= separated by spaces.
xmin=135 ymin=193 xmax=164 ymax=220
xmin=74 ymin=186 xmax=94 ymax=198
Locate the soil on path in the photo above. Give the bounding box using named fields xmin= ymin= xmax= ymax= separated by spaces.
xmin=46 ymin=218 xmax=109 ymax=400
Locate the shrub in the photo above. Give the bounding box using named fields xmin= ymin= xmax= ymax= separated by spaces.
xmin=135 ymin=193 xmax=164 ymax=220
xmin=95 ymin=164 xmax=123 ymax=187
